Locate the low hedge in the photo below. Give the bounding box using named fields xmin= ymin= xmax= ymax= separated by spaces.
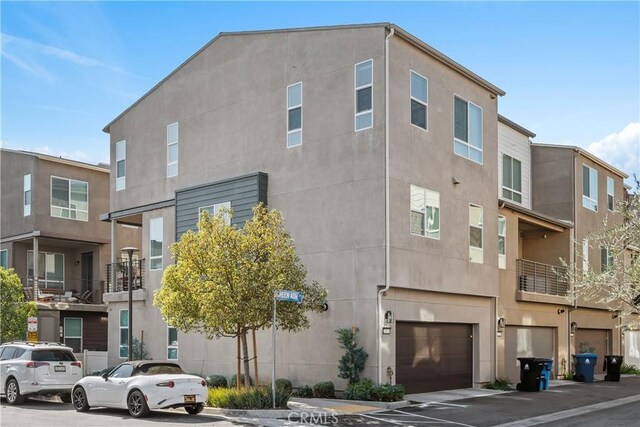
xmin=207 ymin=386 xmax=290 ymax=409
xmin=312 ymin=381 xmax=335 ymax=398
xmin=292 ymin=385 xmax=313 ymax=398
xmin=229 ymin=374 xmax=253 ymax=388
xmin=344 ymin=379 xmax=405 ymax=402
xmin=206 ymin=374 xmax=228 ymax=388
xmin=276 ymin=378 xmax=293 ymax=394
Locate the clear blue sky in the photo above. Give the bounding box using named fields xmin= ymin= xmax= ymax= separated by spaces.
xmin=2 ymin=1 xmax=639 ymax=181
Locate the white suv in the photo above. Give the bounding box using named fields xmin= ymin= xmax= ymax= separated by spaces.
xmin=0 ymin=342 xmax=83 ymax=404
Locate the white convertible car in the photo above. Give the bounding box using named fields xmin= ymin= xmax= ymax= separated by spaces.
xmin=71 ymin=361 xmax=208 ymax=417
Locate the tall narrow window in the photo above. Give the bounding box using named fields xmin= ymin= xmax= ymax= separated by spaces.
xmin=582 ymin=239 xmax=589 ymax=271
xmin=601 ymin=247 xmax=614 ymax=272
xmin=167 ymin=123 xmax=179 ymax=177
xmin=51 ymin=177 xmax=88 ymax=221
xmin=502 ymin=155 xmax=522 ymax=203
xmin=607 ymin=176 xmax=614 ymax=211
xmin=582 ymin=165 xmax=598 ymax=211
xmin=149 ymin=217 xmax=163 ymax=270
xmin=454 ymin=96 xmax=483 ymax=163
xmin=119 ymin=309 xmax=128 ymax=359
xmin=355 ymin=59 xmax=373 ymax=131
xmin=410 ymin=71 xmax=428 ymax=130
xmin=116 ymin=140 xmax=126 ymax=191
xmin=0 ymin=249 xmax=7 ymax=268
xmin=24 ymin=174 xmax=31 ymax=216
xmin=498 ymin=216 xmax=506 ymax=269
xmin=287 ymin=82 xmax=302 ymax=147
xmin=167 ymin=327 xmax=178 ymax=360
xmin=199 ymin=201 xmax=231 ymax=225
xmin=64 ymin=318 xmax=82 ymax=353
xmin=27 ymin=251 xmax=64 ymax=288
xmin=410 ymin=185 xmax=440 ymax=239
xmin=469 ymin=204 xmax=483 ymax=263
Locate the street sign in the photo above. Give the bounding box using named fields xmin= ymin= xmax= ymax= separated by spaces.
xmin=27 ymin=317 xmax=38 ymax=332
xmin=27 ymin=331 xmax=38 ymax=342
xmin=275 ymin=290 xmax=302 ymax=303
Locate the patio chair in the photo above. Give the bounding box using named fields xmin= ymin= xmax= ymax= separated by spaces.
xmin=37 ymin=289 xmax=55 ymax=302
xmin=63 ymin=291 xmax=79 ymax=303
xmin=78 ymin=289 xmax=94 ymax=304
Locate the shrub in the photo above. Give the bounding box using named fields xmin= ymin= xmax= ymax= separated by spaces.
xmin=276 ymin=378 xmax=293 ymax=394
xmin=207 ymin=386 xmax=290 ymax=409
xmin=482 ymin=377 xmax=514 ymax=391
xmin=370 ymin=384 xmax=405 ymax=402
xmin=292 ymin=385 xmax=313 ymax=398
xmin=620 ymin=363 xmax=640 ymax=375
xmin=336 ymin=328 xmax=368 ymax=384
xmin=229 ymin=374 xmax=253 ymax=388
xmin=312 ymin=381 xmax=335 ymax=398
xmin=344 ymin=378 xmax=373 ymax=401
xmin=206 ymin=374 xmax=228 ymax=388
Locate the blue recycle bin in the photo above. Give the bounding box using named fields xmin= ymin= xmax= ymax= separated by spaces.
xmin=539 ymin=359 xmax=553 ymax=391
xmin=573 ymin=353 xmax=597 ymax=383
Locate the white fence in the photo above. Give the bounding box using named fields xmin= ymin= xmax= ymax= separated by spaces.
xmin=77 ymin=350 xmax=108 ymax=376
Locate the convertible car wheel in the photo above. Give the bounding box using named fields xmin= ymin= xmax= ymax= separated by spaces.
xmin=72 ymin=387 xmax=90 ymax=411
xmin=185 ymin=404 xmax=204 ymax=415
xmin=127 ymin=390 xmax=150 ymax=418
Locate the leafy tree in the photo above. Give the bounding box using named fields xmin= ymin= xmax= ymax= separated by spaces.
xmin=154 ymin=204 xmax=327 ymax=388
xmin=337 ymin=327 xmax=368 ymax=385
xmin=562 ymin=178 xmax=639 ymax=328
xmin=1 ymin=267 xmax=37 ymax=342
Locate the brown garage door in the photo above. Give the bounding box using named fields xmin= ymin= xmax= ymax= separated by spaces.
xmin=396 ymin=322 xmax=473 ymax=394
xmin=575 ymin=328 xmax=609 ymax=373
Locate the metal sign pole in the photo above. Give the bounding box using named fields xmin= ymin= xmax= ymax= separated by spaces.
xmin=272 ymin=291 xmax=276 ymax=409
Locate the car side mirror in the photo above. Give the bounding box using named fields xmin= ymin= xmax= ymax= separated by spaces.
xmin=102 ymin=373 xmax=109 ymax=381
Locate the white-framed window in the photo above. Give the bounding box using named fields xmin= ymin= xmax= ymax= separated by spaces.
xmin=607 ymin=176 xmax=614 ymax=211
xmin=287 ymin=82 xmax=302 ymax=148
xmin=469 ymin=204 xmax=483 ymax=263
xmin=27 ymin=251 xmax=64 ymax=288
xmin=64 ymin=318 xmax=82 ymax=353
xmin=502 ymin=154 xmax=522 ymax=203
xmin=115 ymin=140 xmax=126 ymax=191
xmin=498 ymin=215 xmax=506 ymax=269
xmin=167 ymin=123 xmax=179 ymax=178
xmin=199 ymin=201 xmax=231 ymax=225
xmin=410 ymin=71 xmax=428 ymax=130
xmin=582 ymin=165 xmax=598 ymax=211
xmin=601 ymin=247 xmax=614 ymax=272
xmin=119 ymin=309 xmax=128 ymax=359
xmin=454 ymin=96 xmax=483 ymax=164
xmin=51 ymin=176 xmax=88 ymax=221
xmin=0 ymin=249 xmax=7 ymax=268
xmin=167 ymin=326 xmax=178 ymax=360
xmin=24 ymin=174 xmax=31 ymax=216
xmin=149 ymin=217 xmax=163 ymax=270
xmin=410 ymin=185 xmax=440 ymax=239
xmin=582 ymin=239 xmax=589 ymax=271
xmin=355 ymin=59 xmax=373 ymax=131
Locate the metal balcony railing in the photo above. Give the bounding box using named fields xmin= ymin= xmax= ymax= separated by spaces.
xmin=517 ymin=259 xmax=569 ymax=296
xmin=106 ymin=259 xmax=145 ymax=293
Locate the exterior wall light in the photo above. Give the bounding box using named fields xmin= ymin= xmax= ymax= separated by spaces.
xmin=570 ymin=321 xmax=578 ymax=336
xmin=497 ymin=317 xmax=506 ymax=336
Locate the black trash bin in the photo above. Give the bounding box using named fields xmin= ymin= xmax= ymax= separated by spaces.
xmin=604 ymin=355 xmax=624 ymax=382
xmin=516 ymin=357 xmax=545 ymax=392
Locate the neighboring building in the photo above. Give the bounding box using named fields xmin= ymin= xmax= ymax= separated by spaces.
xmin=531 ymin=143 xmax=628 ymax=373
xmin=0 ymin=149 xmax=139 ymax=353
xmin=100 ymin=23 xmax=506 ymax=393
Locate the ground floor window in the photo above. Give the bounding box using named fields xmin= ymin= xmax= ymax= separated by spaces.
xmin=64 ymin=318 xmax=82 ymax=353
xmin=119 ymin=309 xmax=128 ymax=359
xmin=167 ymin=327 xmax=178 ymax=360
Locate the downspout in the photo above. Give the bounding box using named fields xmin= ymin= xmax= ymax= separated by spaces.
xmin=569 ymin=151 xmax=578 ymax=373
xmin=377 ymin=25 xmax=394 ymax=385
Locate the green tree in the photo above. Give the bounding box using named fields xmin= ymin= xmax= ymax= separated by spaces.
xmin=1 ymin=267 xmax=37 ymax=343
xmin=337 ymin=327 xmax=368 ymax=385
xmin=154 ymin=204 xmax=327 ymax=388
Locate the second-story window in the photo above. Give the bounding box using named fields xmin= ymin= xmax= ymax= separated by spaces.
xmin=355 ymin=59 xmax=373 ymax=131
xmin=601 ymin=247 xmax=614 ymax=272
xmin=167 ymin=123 xmax=179 ymax=178
xmin=498 ymin=215 xmax=506 ymax=269
xmin=607 ymin=176 xmax=614 ymax=211
xmin=0 ymin=249 xmax=8 ymax=268
xmin=287 ymin=82 xmax=302 ymax=148
xmin=51 ymin=176 xmax=88 ymax=221
xmin=582 ymin=164 xmax=598 ymax=211
xmin=149 ymin=217 xmax=163 ymax=270
xmin=410 ymin=185 xmax=440 ymax=239
xmin=410 ymin=71 xmax=428 ymax=130
xmin=24 ymin=174 xmax=31 ymax=216
xmin=199 ymin=201 xmax=231 ymax=225
xmin=469 ymin=204 xmax=483 ymax=263
xmin=582 ymin=239 xmax=589 ymax=271
xmin=167 ymin=326 xmax=178 ymax=360
xmin=116 ymin=140 xmax=126 ymax=191
xmin=454 ymin=96 xmax=483 ymax=164
xmin=502 ymin=154 xmax=522 ymax=203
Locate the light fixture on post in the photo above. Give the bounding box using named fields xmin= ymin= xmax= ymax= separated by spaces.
xmin=122 ymin=246 xmax=139 ymax=361
xmin=557 ymin=308 xmax=565 ymax=314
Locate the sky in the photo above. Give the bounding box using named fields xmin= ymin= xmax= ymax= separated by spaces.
xmin=1 ymin=1 xmax=639 ymax=184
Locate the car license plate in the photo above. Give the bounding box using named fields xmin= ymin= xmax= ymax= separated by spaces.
xmin=54 ymin=366 xmax=66 ymax=372
xmin=184 ymin=395 xmax=196 ymax=403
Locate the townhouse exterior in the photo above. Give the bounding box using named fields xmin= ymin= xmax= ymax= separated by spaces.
xmin=0 ymin=149 xmax=139 ymax=353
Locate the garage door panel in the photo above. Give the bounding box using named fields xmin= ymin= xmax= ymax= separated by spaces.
xmin=575 ymin=328 xmax=609 ymax=373
xmin=505 ymin=326 xmax=554 ymax=384
xmin=396 ymin=322 xmax=473 ymax=394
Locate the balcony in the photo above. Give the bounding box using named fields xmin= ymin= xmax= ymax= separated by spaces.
xmin=106 ymin=258 xmax=145 ymax=293
xmin=517 ymin=259 xmax=569 ymax=302
xmin=22 ymin=278 xmax=105 ymax=305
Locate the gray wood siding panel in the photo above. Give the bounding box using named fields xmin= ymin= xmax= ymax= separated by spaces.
xmin=175 ymin=173 xmax=267 ymax=239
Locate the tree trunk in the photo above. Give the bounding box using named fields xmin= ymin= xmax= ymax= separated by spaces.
xmin=252 ymin=329 xmax=259 ymax=385
xmin=240 ymin=329 xmax=251 ymax=389
xmin=236 ymin=327 xmax=241 ymax=389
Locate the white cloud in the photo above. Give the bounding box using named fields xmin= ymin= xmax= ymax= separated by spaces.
xmin=587 ymin=123 xmax=640 ymax=180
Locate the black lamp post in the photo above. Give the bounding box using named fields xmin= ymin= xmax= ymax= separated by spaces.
xmin=122 ymin=247 xmax=139 ymax=361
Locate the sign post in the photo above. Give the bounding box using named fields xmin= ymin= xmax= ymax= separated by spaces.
xmin=27 ymin=317 xmax=38 ymax=342
xmin=272 ymin=290 xmax=302 ymax=408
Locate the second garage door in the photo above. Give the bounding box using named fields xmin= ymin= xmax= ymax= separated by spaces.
xmin=396 ymin=322 xmax=473 ymax=394
xmin=504 ymin=326 xmax=555 ymax=383
xmin=575 ymin=328 xmax=609 ymax=373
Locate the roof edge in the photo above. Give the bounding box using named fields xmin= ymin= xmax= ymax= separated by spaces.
xmin=498 ymin=114 xmax=536 ymax=138
xmin=1 ymin=148 xmax=109 ymax=173
xmin=499 ymin=199 xmax=573 ymax=229
xmin=531 ymin=143 xmax=629 ymax=179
